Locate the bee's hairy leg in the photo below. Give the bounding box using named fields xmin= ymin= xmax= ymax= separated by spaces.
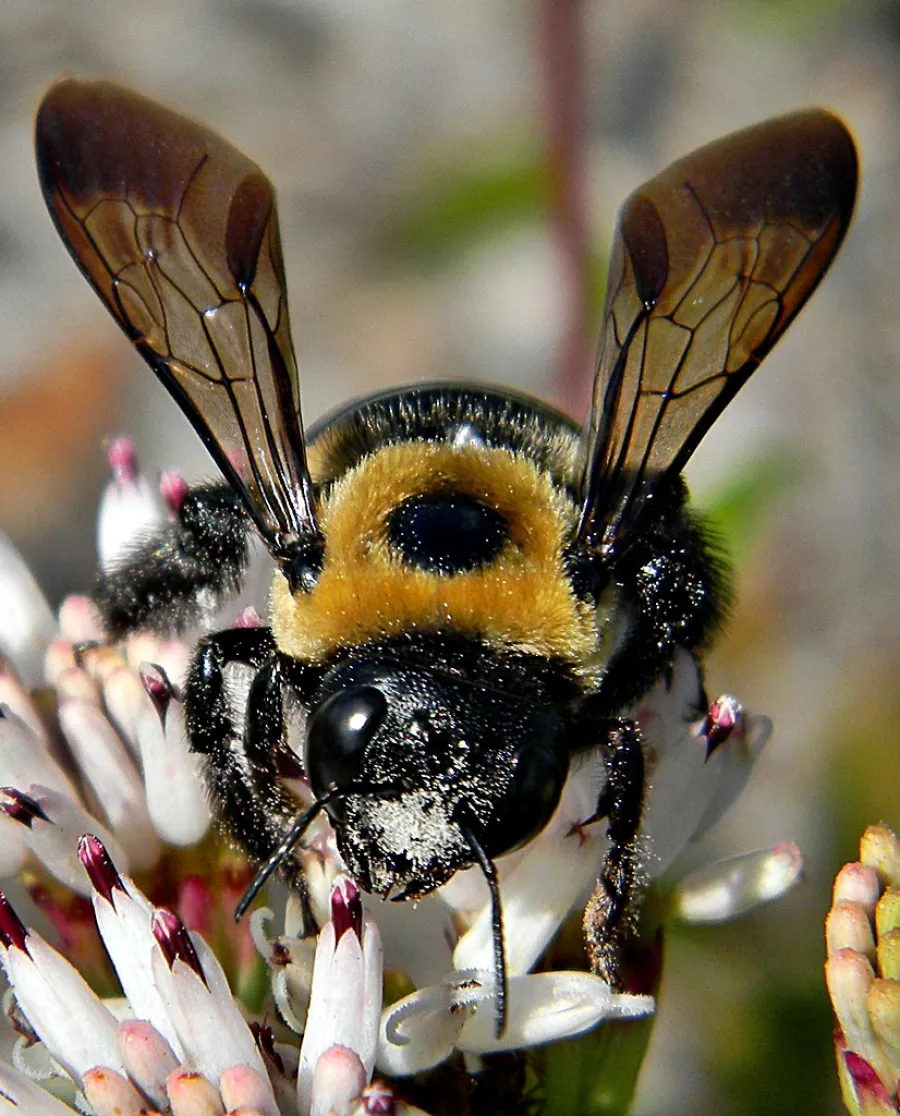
xmin=94 ymin=482 xmax=250 ymax=637
xmin=582 ymin=720 xmax=646 ymax=989
xmin=185 ymin=625 xmax=322 ymax=933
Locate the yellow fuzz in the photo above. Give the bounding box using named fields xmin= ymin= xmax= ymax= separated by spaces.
xmin=270 ymin=441 xmax=598 ymax=664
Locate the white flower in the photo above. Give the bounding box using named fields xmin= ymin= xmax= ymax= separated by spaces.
xmin=825 ymin=824 xmax=900 ymax=1115
xmin=0 ymin=443 xmax=800 ymax=1114
xmin=297 ymin=876 xmax=383 ymax=1116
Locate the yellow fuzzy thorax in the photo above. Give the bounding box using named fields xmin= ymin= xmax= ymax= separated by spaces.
xmin=270 ymin=440 xmax=599 ymax=664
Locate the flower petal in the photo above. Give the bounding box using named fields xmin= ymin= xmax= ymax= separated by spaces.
xmin=452 ymin=821 xmax=601 ymax=977
xmin=298 ymin=878 xmax=383 ymax=1112
xmin=378 ymin=969 xmax=653 ymax=1074
xmin=117 ymin=1019 xmax=180 ymax=1112
xmin=97 ymin=438 xmax=166 ymax=572
xmin=57 ymin=697 xmax=161 ymax=870
xmin=671 ymin=843 xmax=804 ymax=923
xmin=134 ymin=666 xmax=211 ymax=846
xmin=81 ymin=836 xmax=185 ymax=1058
xmin=0 ymin=896 xmax=122 ymax=1085
xmin=83 ymin=1066 xmax=148 ymax=1116
xmin=456 ymin=971 xmax=654 ymax=1055
xmin=0 ymin=533 xmax=57 ymax=688
xmin=2 ymin=785 xmax=125 ymax=893
xmin=0 ymin=705 xmax=79 ymax=803
xmin=0 ymin=1059 xmax=76 ymax=1115
xmin=689 ymin=711 xmax=772 ymax=841
xmin=149 ymin=915 xmax=272 ymax=1095
xmin=377 ymin=979 xmax=472 ymax=1076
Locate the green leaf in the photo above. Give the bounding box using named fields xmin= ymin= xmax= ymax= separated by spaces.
xmin=535 ymin=1014 xmax=656 ymax=1116
xmin=699 ymin=452 xmax=806 ymax=561
xmin=377 ymin=148 xmax=545 ymax=266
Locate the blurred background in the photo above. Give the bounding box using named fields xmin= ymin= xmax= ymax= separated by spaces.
xmin=0 ymin=1 xmax=896 ymax=1112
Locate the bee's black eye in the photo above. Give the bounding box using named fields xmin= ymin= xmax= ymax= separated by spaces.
xmin=387 ymin=492 xmax=508 ymax=575
xmin=305 ymin=686 xmax=388 ymax=800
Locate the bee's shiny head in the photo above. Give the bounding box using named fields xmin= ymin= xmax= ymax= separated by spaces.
xmin=303 ymin=650 xmax=570 ymax=895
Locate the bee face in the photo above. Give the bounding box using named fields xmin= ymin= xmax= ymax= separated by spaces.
xmin=304 ymin=648 xmax=569 ymax=896
xmin=34 ymin=80 xmax=858 ymax=1034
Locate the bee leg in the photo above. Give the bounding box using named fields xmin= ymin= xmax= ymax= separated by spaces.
xmin=185 ymin=626 xmax=320 ymax=933
xmin=583 ymin=720 xmax=645 ymax=989
xmin=94 ymin=482 xmax=250 ymax=638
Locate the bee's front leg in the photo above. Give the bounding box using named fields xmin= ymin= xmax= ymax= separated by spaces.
xmin=582 ymin=720 xmax=646 ymax=989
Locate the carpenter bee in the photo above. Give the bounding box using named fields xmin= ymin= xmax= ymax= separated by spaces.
xmin=34 ymin=80 xmax=857 ymax=1035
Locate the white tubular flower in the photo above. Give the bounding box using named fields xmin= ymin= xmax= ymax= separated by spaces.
xmin=80 ymin=834 xmax=185 ymax=1057
xmin=149 ymin=910 xmax=275 ymax=1106
xmin=297 ymin=876 xmax=383 ymax=1116
xmin=826 ymin=825 xmax=900 ymax=1116
xmin=0 ymin=456 xmax=798 ymax=1116
xmin=377 ymin=969 xmax=653 ymax=1077
xmin=0 ymin=892 xmax=123 ymax=1085
xmin=56 ymin=696 xmax=161 ymax=870
xmin=135 ymin=664 xmax=211 ymax=846
xmin=0 ymin=1061 xmax=77 ymax=1115
xmin=671 ymin=843 xmax=804 ymax=924
xmin=96 ymin=438 xmax=166 ymax=572
xmin=0 ymin=532 xmax=57 ymax=688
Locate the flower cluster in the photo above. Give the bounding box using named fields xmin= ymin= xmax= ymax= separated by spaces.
xmin=827 ymin=824 xmax=900 ymax=1115
xmin=0 ymin=441 xmax=802 ymax=1114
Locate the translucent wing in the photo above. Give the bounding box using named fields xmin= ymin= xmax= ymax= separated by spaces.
xmin=578 ymin=110 xmax=858 ymax=553
xmin=35 ymin=79 xmax=317 ymax=551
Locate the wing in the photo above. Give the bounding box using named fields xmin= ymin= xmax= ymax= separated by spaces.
xmin=35 ymin=79 xmax=318 ymax=552
xmin=577 ymin=109 xmax=858 ymax=554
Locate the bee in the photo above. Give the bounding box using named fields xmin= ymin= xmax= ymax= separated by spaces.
xmin=34 ymin=80 xmax=857 ymax=1035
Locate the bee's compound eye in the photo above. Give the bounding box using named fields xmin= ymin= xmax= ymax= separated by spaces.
xmin=387 ymin=491 xmax=508 ymax=575
xmin=305 ymin=686 xmax=388 ymax=799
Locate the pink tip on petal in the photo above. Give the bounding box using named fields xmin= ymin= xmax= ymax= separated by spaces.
xmin=0 ymin=890 xmax=29 ymax=951
xmin=118 ymin=1020 xmax=179 ymax=1109
xmin=78 ymin=834 xmax=125 ymax=903
xmin=251 ymin=1021 xmax=285 ymax=1076
xmin=843 ymin=1050 xmax=894 ymax=1100
xmin=833 ymin=862 xmax=882 ymax=909
xmin=219 ymin=1063 xmax=275 ymax=1112
xmin=331 ymin=875 xmax=363 ymax=942
xmin=83 ymin=1066 xmax=147 ymax=1114
xmin=152 ymin=908 xmax=206 ymax=984
xmin=0 ymin=786 xmax=51 ymax=828
xmin=107 ymin=437 xmax=138 ymax=482
xmin=311 ymin=1045 xmax=368 ymax=1116
xmin=358 ymin=1080 xmax=398 ymax=1114
xmin=140 ymin=664 xmax=174 ymax=721
xmin=159 ymin=470 xmax=189 ymax=516
xmin=236 ymin=606 xmax=264 ymax=628
xmin=165 ymin=1068 xmax=222 ymax=1112
xmin=700 ymin=694 xmax=743 ymax=756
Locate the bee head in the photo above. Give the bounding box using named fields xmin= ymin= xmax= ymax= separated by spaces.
xmin=303 ymin=650 xmax=570 ymax=896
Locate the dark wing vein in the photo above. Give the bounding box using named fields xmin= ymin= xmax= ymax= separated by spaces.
xmin=35 ymin=78 xmax=317 ymax=548
xmin=577 ymin=109 xmax=858 ymax=553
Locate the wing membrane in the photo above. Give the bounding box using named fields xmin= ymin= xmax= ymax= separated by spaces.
xmin=35 ymin=79 xmax=317 ymax=548
xmin=578 ymin=110 xmax=858 ymax=552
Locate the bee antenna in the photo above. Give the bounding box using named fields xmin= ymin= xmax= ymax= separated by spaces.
xmin=459 ymin=821 xmax=508 ymax=1039
xmin=234 ymin=795 xmax=334 ymax=922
